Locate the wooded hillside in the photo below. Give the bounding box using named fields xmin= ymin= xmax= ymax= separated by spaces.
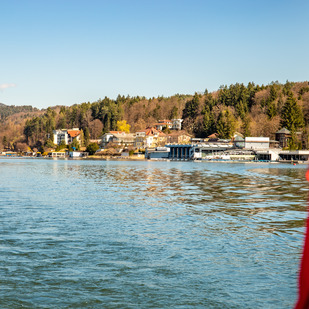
xmin=1 ymin=81 xmax=309 ymax=151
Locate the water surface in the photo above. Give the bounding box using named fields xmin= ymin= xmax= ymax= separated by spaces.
xmin=0 ymin=159 xmax=307 ymax=308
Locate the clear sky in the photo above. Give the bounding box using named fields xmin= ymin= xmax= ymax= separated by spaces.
xmin=1 ymin=0 xmax=308 ymax=109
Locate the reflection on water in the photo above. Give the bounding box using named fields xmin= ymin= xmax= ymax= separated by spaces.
xmin=0 ymin=159 xmax=307 ymax=308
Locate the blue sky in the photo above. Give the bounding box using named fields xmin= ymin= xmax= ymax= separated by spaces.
xmin=1 ymin=0 xmax=308 ymax=109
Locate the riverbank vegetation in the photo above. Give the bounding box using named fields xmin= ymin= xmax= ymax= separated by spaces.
xmin=1 ymin=80 xmax=309 ymax=152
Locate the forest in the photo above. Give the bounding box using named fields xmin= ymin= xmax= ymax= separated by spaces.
xmin=1 ymin=80 xmax=309 ymax=152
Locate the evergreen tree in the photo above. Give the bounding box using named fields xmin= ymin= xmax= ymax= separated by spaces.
xmin=269 ymin=84 xmax=279 ymax=101
xmin=242 ymin=117 xmax=251 ymax=137
xmin=170 ymin=106 xmax=178 ymax=119
xmin=267 ymin=102 xmax=277 ymax=119
xmin=216 ymin=112 xmax=226 ymax=138
xmin=84 ymin=127 xmax=90 ymax=146
xmin=45 ymin=139 xmax=55 ymax=149
xmin=202 ymin=105 xmax=214 ymax=136
xmin=235 ymin=100 xmax=247 ymax=120
xmin=2 ymin=136 xmax=7 ymax=148
xmin=280 ymin=93 xmax=304 ymax=132
xmin=224 ymin=110 xmax=236 ymax=139
xmin=182 ymin=93 xmax=200 ymax=119
xmin=216 ymin=110 xmax=236 ymax=139
xmin=79 ymin=129 xmax=85 ymax=147
xmin=288 ymin=132 xmax=301 ymax=150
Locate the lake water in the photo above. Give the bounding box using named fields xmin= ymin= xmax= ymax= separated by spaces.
xmin=0 ymin=158 xmax=308 ymax=308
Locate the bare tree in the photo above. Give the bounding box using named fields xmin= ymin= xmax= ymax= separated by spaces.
xmin=89 ymin=119 xmax=103 ymax=139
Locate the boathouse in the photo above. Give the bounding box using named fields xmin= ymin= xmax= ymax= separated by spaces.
xmin=167 ymin=144 xmax=192 ymax=160
xmin=48 ymin=152 xmax=66 ymax=158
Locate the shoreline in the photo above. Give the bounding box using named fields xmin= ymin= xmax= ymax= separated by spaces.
xmin=1 ymin=155 xmax=307 ymax=164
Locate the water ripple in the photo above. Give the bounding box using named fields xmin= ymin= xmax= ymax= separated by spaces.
xmin=0 ymin=159 xmax=307 ymax=308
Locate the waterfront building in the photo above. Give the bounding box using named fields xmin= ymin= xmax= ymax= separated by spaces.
xmin=275 ymin=128 xmax=291 ymax=148
xmin=255 ymin=149 xmax=281 ymax=161
xmin=244 ymin=137 xmax=270 ymax=150
xmin=48 ymin=151 xmax=66 ymax=158
xmin=145 ymin=147 xmax=170 ymax=159
xmin=278 ymin=150 xmax=309 ymax=162
xmin=53 ymin=128 xmax=81 ymax=145
xmin=69 ymin=151 xmax=88 ymax=158
xmin=167 ymin=144 xmax=193 ymax=160
xmin=233 ymin=132 xmax=245 ymax=148
xmin=275 ymin=128 xmax=302 ymax=148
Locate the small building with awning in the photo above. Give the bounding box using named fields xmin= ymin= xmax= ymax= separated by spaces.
xmin=278 ymin=150 xmax=309 ymax=162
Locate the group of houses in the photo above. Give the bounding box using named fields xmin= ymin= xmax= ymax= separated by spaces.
xmin=52 ymin=119 xmax=189 ymax=150
xmin=48 ymin=121 xmax=309 ymax=162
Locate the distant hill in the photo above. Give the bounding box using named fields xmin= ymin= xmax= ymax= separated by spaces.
xmin=0 ymin=103 xmax=39 ymax=121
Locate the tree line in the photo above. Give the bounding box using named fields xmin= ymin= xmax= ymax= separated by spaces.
xmin=1 ymin=81 xmax=309 ymax=152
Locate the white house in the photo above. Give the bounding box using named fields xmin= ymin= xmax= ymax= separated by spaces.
xmin=154 ymin=119 xmax=183 ymax=131
xmin=53 ymin=128 xmax=81 ymax=145
xmin=154 ymin=120 xmax=173 ymax=131
xmin=100 ymin=132 xmax=116 ymax=148
xmin=172 ymin=119 xmax=183 ymax=130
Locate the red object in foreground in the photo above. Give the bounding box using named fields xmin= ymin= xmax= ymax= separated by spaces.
xmin=295 ymin=170 xmax=309 ymax=309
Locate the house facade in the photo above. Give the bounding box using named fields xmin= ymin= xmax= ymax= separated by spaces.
xmin=154 ymin=120 xmax=173 ymax=131
xmin=53 ymin=128 xmax=81 ymax=145
xmin=144 ymin=127 xmax=166 ymax=148
xmin=166 ymin=131 xmax=191 ymax=144
xmin=154 ymin=119 xmax=183 ymax=131
xmin=275 ymin=128 xmax=291 ymax=148
xmin=172 ymin=119 xmax=183 ymax=130
xmin=245 ymin=137 xmax=270 ymax=150
xmin=100 ymin=131 xmax=135 ymax=148
xmin=134 ymin=131 xmax=146 ymax=148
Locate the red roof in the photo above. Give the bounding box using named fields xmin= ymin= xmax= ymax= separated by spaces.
xmin=145 ymin=127 xmax=162 ymax=136
xmin=68 ymin=130 xmax=81 ymax=138
xmin=208 ymin=133 xmax=219 ymax=139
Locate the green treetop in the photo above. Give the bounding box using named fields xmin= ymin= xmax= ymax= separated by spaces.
xmin=280 ymin=92 xmax=304 ymax=132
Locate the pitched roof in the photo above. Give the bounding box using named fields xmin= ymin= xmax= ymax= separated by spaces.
xmin=276 ymin=128 xmax=291 ymax=134
xmin=67 ymin=130 xmax=81 ymax=138
xmin=208 ymin=133 xmax=219 ymax=139
xmin=234 ymin=132 xmax=244 ymax=138
xmin=112 ymin=133 xmax=135 ymax=139
xmin=145 ymin=127 xmax=162 ymax=136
